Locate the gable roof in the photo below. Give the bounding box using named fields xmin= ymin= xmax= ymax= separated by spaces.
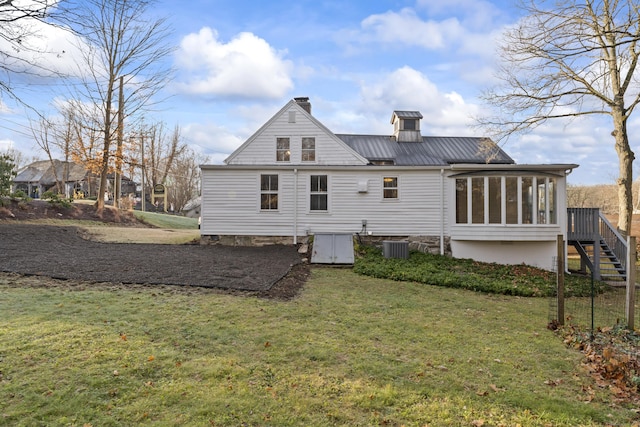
xmin=224 ymin=99 xmax=369 ymax=165
xmin=336 ymin=134 xmax=514 ymax=166
xmin=391 ymin=111 xmax=423 ymax=122
xmin=14 ymin=160 xmax=88 ymax=185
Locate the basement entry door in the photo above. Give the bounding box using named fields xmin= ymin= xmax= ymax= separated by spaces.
xmin=311 ymin=233 xmax=354 ymax=264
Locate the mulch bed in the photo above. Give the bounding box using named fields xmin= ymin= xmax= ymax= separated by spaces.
xmin=0 ymin=201 xmax=310 ymax=299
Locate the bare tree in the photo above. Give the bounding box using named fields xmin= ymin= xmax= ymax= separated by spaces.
xmin=144 ymin=123 xmax=183 ymax=192
xmin=479 ymin=0 xmax=640 ymax=235
xmin=62 ymin=0 xmax=173 ymax=215
xmin=167 ymin=146 xmax=207 ymax=212
xmin=0 ymin=0 xmax=68 ymax=106
xmin=29 ymin=116 xmax=65 ymax=194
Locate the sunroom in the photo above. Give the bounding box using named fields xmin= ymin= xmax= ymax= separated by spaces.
xmin=447 ymin=164 xmax=577 ymax=270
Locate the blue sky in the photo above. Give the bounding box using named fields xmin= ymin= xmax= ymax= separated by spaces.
xmin=0 ymin=0 xmax=633 ymax=185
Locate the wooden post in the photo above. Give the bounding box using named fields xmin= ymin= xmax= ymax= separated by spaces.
xmin=626 ymin=236 xmax=636 ymax=330
xmin=557 ymin=235 xmax=565 ymax=326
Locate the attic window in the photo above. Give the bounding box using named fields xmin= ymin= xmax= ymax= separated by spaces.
xmin=276 ymin=137 xmax=290 ymax=162
xmin=403 ymin=119 xmax=417 ymax=130
xmin=371 ymin=160 xmax=395 ymax=166
xmin=302 ymin=137 xmax=315 ymax=162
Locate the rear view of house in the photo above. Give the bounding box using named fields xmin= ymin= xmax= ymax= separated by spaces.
xmin=200 ymin=97 xmax=578 ymax=270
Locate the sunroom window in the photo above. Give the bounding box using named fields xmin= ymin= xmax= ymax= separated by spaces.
xmin=455 ymin=176 xmax=557 ymax=225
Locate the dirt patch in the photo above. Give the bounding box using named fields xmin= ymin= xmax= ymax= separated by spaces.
xmin=0 ymin=200 xmax=310 ymax=300
xmin=0 ymin=199 xmax=144 ymax=224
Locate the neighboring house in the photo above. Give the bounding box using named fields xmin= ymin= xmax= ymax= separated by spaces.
xmin=200 ymin=97 xmax=578 ymax=270
xmin=13 ymin=160 xmax=89 ymax=199
xmin=182 ymin=196 xmax=201 ymax=219
xmin=12 ymin=160 xmax=136 ymax=200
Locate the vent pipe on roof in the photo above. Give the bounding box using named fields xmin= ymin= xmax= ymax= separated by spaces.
xmin=294 ymin=97 xmax=311 ymax=114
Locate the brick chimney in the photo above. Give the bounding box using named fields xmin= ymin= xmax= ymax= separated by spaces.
xmin=294 ymin=97 xmax=311 ymax=114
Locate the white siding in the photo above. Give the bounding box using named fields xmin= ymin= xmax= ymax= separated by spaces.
xmin=451 ymin=240 xmax=557 ymax=270
xmin=227 ymin=104 xmax=366 ymax=166
xmin=201 ymin=167 xmax=448 ymax=238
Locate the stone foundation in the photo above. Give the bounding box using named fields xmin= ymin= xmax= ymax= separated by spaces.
xmin=201 ymin=234 xmax=308 ymax=247
xmin=201 ymin=234 xmax=450 ymax=256
xmin=358 ymin=235 xmax=451 ymax=256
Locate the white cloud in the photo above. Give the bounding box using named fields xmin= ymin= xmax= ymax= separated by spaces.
xmin=0 ymin=11 xmax=88 ymax=79
xmin=355 ymin=66 xmax=480 ymax=135
xmin=360 ymin=8 xmax=463 ymax=50
xmin=174 ymin=27 xmax=294 ymax=99
xmin=0 ymin=139 xmax=14 ymax=152
xmin=182 ymin=121 xmax=244 ymax=161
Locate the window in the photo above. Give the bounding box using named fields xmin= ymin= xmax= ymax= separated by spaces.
xmin=302 ymin=137 xmax=315 ymax=162
xmin=383 ymin=177 xmax=398 ymax=199
xmin=276 ymin=137 xmax=290 ymax=162
xmin=548 ymin=179 xmax=557 ymax=224
xmin=522 ymin=177 xmax=534 ymax=224
xmin=455 ymin=175 xmax=557 ymax=226
xmin=488 ymin=177 xmax=501 ymax=224
xmin=260 ymin=174 xmax=278 ymax=210
xmin=471 ymin=177 xmax=484 ymax=224
xmin=455 ymin=178 xmax=468 ymax=224
xmin=505 ymin=177 xmax=518 ymax=224
xmin=310 ymin=175 xmax=328 ymax=211
xmin=403 ymin=119 xmax=417 ymax=130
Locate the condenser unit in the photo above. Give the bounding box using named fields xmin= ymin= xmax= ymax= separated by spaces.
xmin=383 ymin=240 xmax=409 ymax=259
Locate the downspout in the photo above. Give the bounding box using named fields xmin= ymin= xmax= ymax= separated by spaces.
xmin=440 ymin=168 xmax=445 ymax=255
xmin=293 ymin=168 xmax=298 ymax=245
xmin=564 ymin=168 xmax=573 ymax=273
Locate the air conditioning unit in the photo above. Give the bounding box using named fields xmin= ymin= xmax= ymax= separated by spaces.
xmin=383 ymin=240 xmax=409 ymax=259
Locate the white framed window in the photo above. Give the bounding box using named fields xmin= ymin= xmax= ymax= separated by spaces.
xmin=302 ymin=137 xmax=316 ymax=162
xmin=310 ymin=175 xmax=328 ymax=211
xmin=276 ymin=137 xmax=290 ymax=162
xmin=455 ymin=175 xmax=557 ymax=225
xmin=260 ymin=174 xmax=278 ymax=210
xmin=383 ymin=176 xmax=398 ymax=199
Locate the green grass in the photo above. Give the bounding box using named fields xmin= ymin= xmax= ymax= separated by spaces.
xmin=0 ymin=270 xmax=636 ymax=426
xmin=133 ymin=211 xmax=198 ymax=229
xmin=354 ymin=246 xmax=607 ymax=297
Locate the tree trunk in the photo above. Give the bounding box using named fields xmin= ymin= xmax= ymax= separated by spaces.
xmin=612 ymin=109 xmax=635 ymax=236
xmin=95 ymin=92 xmax=113 ymax=217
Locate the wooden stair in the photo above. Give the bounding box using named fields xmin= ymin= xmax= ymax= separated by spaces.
xmin=567 ymin=208 xmax=627 ymax=281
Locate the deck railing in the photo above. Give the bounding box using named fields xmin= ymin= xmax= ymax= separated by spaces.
xmin=567 ymin=207 xmax=627 ymax=274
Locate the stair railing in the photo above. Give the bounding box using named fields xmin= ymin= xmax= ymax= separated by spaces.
xmin=567 ymin=208 xmax=628 ymax=278
xmin=598 ymin=211 xmax=627 ymax=272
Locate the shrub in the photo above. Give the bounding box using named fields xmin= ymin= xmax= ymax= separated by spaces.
xmin=353 ymin=245 xmax=607 ymax=297
xmin=42 ymin=191 xmax=73 ymax=209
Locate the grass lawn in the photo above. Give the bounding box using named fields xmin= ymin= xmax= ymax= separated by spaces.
xmin=132 ymin=211 xmax=198 ymax=230
xmin=0 ymin=269 xmax=637 ymax=426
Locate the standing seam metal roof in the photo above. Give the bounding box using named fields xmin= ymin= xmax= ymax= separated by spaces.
xmin=335 ymin=134 xmax=514 ymax=166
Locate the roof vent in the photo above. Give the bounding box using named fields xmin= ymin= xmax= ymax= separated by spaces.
xmin=391 ymin=111 xmax=423 ymax=142
xmin=294 ymin=97 xmax=311 ymax=114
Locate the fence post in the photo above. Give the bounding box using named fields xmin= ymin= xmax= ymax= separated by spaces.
xmin=626 ymin=236 xmax=636 ymax=330
xmin=557 ymin=235 xmax=565 ymax=326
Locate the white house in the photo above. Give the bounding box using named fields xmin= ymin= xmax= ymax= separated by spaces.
xmin=200 ymin=97 xmax=578 ymax=270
